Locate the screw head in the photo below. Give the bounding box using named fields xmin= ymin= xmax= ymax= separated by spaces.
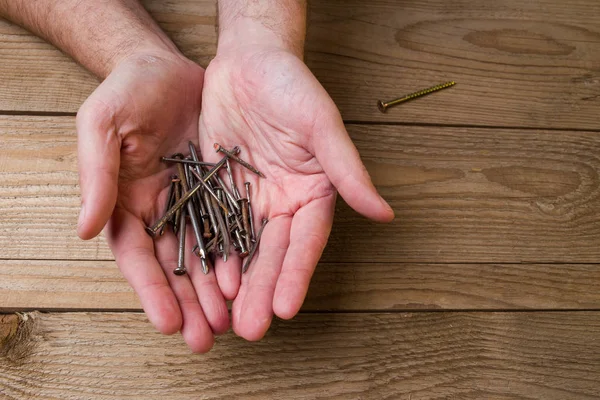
xmin=173 ymin=267 xmax=187 ymax=276
xmin=377 ymin=100 xmax=387 ymax=113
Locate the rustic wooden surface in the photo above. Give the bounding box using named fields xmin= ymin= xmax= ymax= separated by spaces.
xmin=4 ymin=118 xmax=600 ymax=263
xmin=4 ymin=260 xmax=600 ymax=311
xmin=2 ymin=312 xmax=600 ymax=399
xmin=3 ymin=1 xmax=600 ymax=129
xmin=2 ymin=0 xmax=600 ymax=398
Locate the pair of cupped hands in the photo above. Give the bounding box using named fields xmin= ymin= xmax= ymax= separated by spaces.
xmin=76 ymin=43 xmax=394 ymax=353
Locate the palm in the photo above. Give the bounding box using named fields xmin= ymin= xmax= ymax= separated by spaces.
xmin=199 ymin=48 xmax=394 ymax=340
xmin=76 ymin=52 xmax=228 ymax=352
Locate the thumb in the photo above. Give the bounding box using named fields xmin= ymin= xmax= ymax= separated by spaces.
xmin=313 ymin=111 xmax=394 ymax=223
xmin=75 ymin=102 xmax=121 ymax=240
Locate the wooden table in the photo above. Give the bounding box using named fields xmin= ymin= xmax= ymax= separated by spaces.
xmin=2 ymin=1 xmax=600 ymax=398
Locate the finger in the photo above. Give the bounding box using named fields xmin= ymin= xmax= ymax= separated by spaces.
xmin=186 ymin=228 xmax=231 ymax=336
xmin=76 ymin=100 xmax=121 ymax=240
xmin=273 ymin=195 xmax=335 ymax=319
xmin=154 ymin=229 xmax=215 ymax=353
xmin=106 ymin=207 xmax=182 ymax=335
xmin=232 ymin=215 xmax=292 ymax=341
xmin=312 ymin=111 xmax=394 ymax=223
xmin=214 ymin=252 xmax=242 ymax=301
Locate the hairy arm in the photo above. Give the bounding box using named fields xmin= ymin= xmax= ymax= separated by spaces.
xmin=218 ymin=0 xmax=307 ymax=57
xmin=0 ymin=0 xmax=179 ymax=78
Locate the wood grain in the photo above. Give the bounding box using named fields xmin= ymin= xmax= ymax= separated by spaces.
xmin=3 ymin=260 xmax=600 ymax=311
xmin=1 ymin=312 xmax=600 ymax=399
xmin=3 ymin=116 xmax=600 ymax=263
xmin=307 ymin=0 xmax=600 ymax=128
xmin=3 ymin=1 xmax=600 ymax=129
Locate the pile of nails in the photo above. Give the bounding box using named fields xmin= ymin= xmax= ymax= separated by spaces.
xmin=145 ymin=142 xmax=268 ymax=276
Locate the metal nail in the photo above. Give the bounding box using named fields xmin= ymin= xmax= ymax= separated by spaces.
xmin=172 ymin=179 xmax=181 ymax=235
xmin=202 ymin=155 xmax=232 ymax=183
xmin=159 ymin=176 xmax=177 ymax=236
xmin=216 ymin=188 xmax=231 ymax=260
xmin=242 ymin=218 xmax=268 ymax=273
xmin=245 ymin=182 xmax=256 ymax=242
xmin=176 ymin=159 xmax=209 ymax=269
xmin=174 ymin=207 xmax=187 ymax=276
xmin=211 ymin=195 xmax=229 ymax=263
xmin=228 ymin=203 xmax=245 ymax=234
xmin=226 ymin=159 xmax=241 ymax=200
xmin=190 ymin=169 xmax=229 ymax=213
xmin=239 ymin=198 xmax=252 ymax=250
xmin=161 ymin=157 xmax=217 ymax=167
xmin=214 ymin=143 xmax=266 ymax=178
xmin=202 ymin=188 xmax=219 ymax=239
xmin=377 ymin=81 xmax=456 ymax=113
xmin=187 ymin=142 xmax=210 ymax=224
xmin=235 ymin=229 xmax=249 ymax=257
xmin=214 ymin=175 xmax=240 ymax=212
xmin=145 ymin=160 xmax=228 ymax=237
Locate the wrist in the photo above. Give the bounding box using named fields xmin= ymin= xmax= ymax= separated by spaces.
xmin=102 ymin=34 xmax=182 ymax=78
xmin=217 ymin=8 xmax=306 ymax=59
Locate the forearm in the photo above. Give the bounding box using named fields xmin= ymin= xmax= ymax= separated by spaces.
xmin=0 ymin=0 xmax=179 ymax=78
xmin=217 ymin=0 xmax=307 ymax=58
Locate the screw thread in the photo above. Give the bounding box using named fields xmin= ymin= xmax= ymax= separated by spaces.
xmin=401 ymin=81 xmax=455 ymax=102
xmin=379 ymin=81 xmax=456 ymax=112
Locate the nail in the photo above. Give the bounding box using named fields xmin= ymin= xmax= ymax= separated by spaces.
xmin=161 ymin=157 xmax=217 ymax=167
xmin=172 ymin=179 xmax=181 ymax=235
xmin=215 ymin=176 xmax=240 ymax=212
xmin=188 ymin=142 xmax=200 ymax=162
xmin=201 ymin=155 xmax=231 ymax=183
xmin=226 ymin=159 xmax=241 ymax=200
xmin=229 ymin=204 xmax=245 ymax=235
xmin=245 ymin=182 xmax=256 ymax=242
xmin=190 ymin=169 xmax=229 ymax=213
xmin=239 ymin=198 xmax=252 ymax=250
xmin=202 ymin=220 xmax=237 ymax=253
xmin=214 ymin=143 xmax=266 ymax=178
xmin=159 ymin=176 xmax=177 ymax=236
xmin=174 ymin=207 xmax=187 ymax=276
xmin=216 ymin=187 xmax=231 ymax=261
xmin=176 ymin=160 xmax=209 ymax=272
xmin=200 ymin=257 xmax=209 ymax=275
xmin=377 ymin=81 xmax=455 ymax=113
xmin=145 ymin=158 xmax=228 ymax=236
xmin=202 ymin=187 xmax=219 ymax=239
xmin=210 ymin=195 xmax=229 ymax=263
xmin=235 ymin=229 xmax=249 ymax=257
xmin=242 ymin=218 xmax=268 ymax=273
xmin=187 ymin=142 xmax=211 ymax=223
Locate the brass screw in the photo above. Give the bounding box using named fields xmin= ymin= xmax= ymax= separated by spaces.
xmin=377 ymin=81 xmax=456 ymax=113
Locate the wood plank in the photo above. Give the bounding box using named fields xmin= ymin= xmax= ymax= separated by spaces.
xmin=2 ymin=116 xmax=600 ymax=263
xmin=3 ymin=1 xmax=600 ymax=130
xmin=1 ymin=312 xmax=599 ymax=399
xmin=3 ymin=260 xmax=600 ymax=311
xmin=307 ymin=0 xmax=600 ymax=128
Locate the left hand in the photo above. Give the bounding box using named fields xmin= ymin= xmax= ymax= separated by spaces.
xmin=76 ymin=50 xmax=228 ymax=352
xmin=197 ymin=45 xmax=395 ymax=341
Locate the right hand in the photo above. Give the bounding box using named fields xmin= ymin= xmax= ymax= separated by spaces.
xmin=76 ymin=50 xmax=230 ymax=353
